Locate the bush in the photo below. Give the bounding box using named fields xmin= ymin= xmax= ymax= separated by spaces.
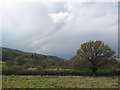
xmin=2 ymin=69 xmax=119 ymax=76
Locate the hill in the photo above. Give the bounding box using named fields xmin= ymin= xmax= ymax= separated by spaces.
xmin=2 ymin=47 xmax=70 ymax=74
xmin=2 ymin=47 xmax=65 ymax=62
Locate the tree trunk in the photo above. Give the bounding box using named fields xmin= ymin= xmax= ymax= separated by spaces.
xmin=92 ymin=68 xmax=97 ymax=76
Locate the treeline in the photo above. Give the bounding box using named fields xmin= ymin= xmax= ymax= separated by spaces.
xmin=2 ymin=41 xmax=120 ymax=76
xmin=2 ymin=47 xmax=70 ymax=75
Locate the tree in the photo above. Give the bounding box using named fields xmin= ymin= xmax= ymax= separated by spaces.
xmin=14 ymin=56 xmax=26 ymax=65
xmin=36 ymin=65 xmax=44 ymax=71
xmin=72 ymin=40 xmax=116 ymax=75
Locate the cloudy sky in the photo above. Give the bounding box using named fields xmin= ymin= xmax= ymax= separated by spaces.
xmin=1 ymin=2 xmax=118 ymax=59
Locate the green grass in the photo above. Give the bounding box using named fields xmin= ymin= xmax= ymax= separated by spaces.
xmin=0 ymin=61 xmax=6 ymax=64
xmin=2 ymin=75 xmax=118 ymax=88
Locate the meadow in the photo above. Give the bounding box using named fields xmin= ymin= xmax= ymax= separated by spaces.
xmin=2 ymin=75 xmax=118 ymax=88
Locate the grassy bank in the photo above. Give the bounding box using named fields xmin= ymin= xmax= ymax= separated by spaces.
xmin=2 ymin=75 xmax=118 ymax=88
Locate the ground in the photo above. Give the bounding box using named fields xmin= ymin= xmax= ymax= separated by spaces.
xmin=2 ymin=75 xmax=118 ymax=88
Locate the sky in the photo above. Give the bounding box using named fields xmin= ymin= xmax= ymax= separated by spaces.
xmin=1 ymin=2 xmax=118 ymax=59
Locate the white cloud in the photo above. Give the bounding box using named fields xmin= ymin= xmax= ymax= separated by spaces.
xmin=48 ymin=12 xmax=73 ymax=23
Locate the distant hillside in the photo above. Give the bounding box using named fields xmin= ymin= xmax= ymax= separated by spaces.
xmin=2 ymin=47 xmax=70 ymax=70
xmin=2 ymin=47 xmax=65 ymax=61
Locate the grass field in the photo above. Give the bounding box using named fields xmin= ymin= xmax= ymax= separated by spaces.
xmin=2 ymin=75 xmax=118 ymax=88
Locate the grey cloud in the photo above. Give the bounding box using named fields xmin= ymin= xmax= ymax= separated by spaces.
xmin=2 ymin=2 xmax=118 ymax=59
